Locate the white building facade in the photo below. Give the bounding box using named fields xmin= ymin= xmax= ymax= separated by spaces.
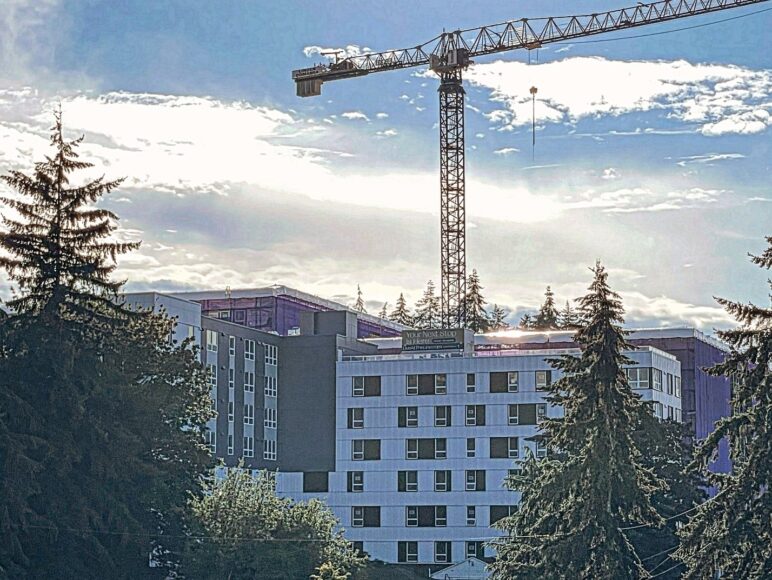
xmin=279 ymin=345 xmax=682 ymax=566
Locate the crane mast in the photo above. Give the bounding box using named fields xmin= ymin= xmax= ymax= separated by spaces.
xmin=292 ymin=0 xmax=767 ymax=329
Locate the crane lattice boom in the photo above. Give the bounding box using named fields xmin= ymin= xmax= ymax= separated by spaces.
xmin=292 ymin=0 xmax=767 ymax=328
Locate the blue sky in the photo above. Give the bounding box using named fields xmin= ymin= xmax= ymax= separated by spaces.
xmin=0 ymin=0 xmax=770 ymax=330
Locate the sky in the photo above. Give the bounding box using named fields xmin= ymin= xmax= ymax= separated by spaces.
xmin=0 ymin=0 xmax=770 ymax=331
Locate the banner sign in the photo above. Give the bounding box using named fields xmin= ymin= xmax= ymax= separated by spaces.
xmin=402 ymin=329 xmax=466 ymax=352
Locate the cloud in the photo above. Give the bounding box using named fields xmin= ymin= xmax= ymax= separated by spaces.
xmin=302 ymin=44 xmax=371 ymax=60
xmin=375 ymin=112 xmax=389 ymax=119
xmin=675 ymin=153 xmax=746 ymax=166
xmin=494 ymin=147 xmax=519 ymax=155
xmin=466 ymin=57 xmax=772 ymax=136
xmin=567 ymin=187 xmax=724 ymax=213
xmin=375 ymin=129 xmax=397 ymax=137
xmin=621 ymin=291 xmax=733 ymax=328
xmin=601 ymin=168 xmax=619 ymax=180
xmin=341 ymin=111 xmax=369 ymax=121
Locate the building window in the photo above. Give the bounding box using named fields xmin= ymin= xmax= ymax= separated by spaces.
xmin=205 ymin=430 xmax=216 ymax=455
xmin=434 ymin=405 xmax=452 ymax=427
xmin=243 ymin=436 xmax=254 ymax=458
xmin=352 ymin=439 xmax=380 ymax=461
xmin=353 ymin=376 xmax=381 ymax=397
xmin=347 ymin=471 xmax=364 ymax=493
xmin=434 ymin=470 xmax=452 ymax=492
xmin=264 ymin=375 xmax=277 ymax=397
xmin=537 ymin=403 xmax=547 ymax=422
xmin=465 ymin=470 xmax=486 ymax=491
xmin=675 ymin=376 xmax=681 ymax=398
xmin=206 ymin=330 xmax=218 ymax=352
xmin=535 ymin=439 xmax=547 ymax=459
xmin=303 ymin=471 xmax=328 ymax=493
xmin=667 ymin=373 xmax=674 ymax=395
xmin=244 ymin=339 xmax=255 ymax=361
xmin=398 ymin=541 xmax=418 ymax=563
xmin=264 ymin=344 xmax=278 ymax=366
xmin=405 ymin=506 xmax=418 ymax=527
xmin=490 ymin=371 xmax=518 ymax=393
xmin=508 ymin=404 xmax=519 ymax=426
xmin=227 ymin=434 xmax=234 ymax=456
xmin=406 ymin=438 xmax=446 ymax=460
xmin=490 ymin=437 xmax=519 ymax=459
xmin=227 ymin=401 xmax=234 ymax=423
xmin=244 ymin=404 xmax=254 ymax=425
xmin=466 ymin=505 xmax=477 ymax=526
xmin=466 ymin=373 xmax=476 ymax=392
xmin=228 ymin=336 xmax=236 ymax=357
xmin=352 ymin=506 xmax=380 ymax=528
xmin=406 ymin=374 xmax=446 ymax=395
xmin=207 ymin=364 xmax=217 ymax=389
xmin=652 ymin=368 xmax=663 ymax=391
xmin=263 ymin=439 xmax=276 ymax=461
xmin=228 ymin=368 xmax=235 ymax=389
xmin=244 ymin=371 xmax=255 ymax=393
xmin=264 ymin=407 xmax=277 ymax=429
xmin=653 ymin=401 xmax=664 ymax=419
xmin=626 ymin=367 xmax=651 ymax=389
xmin=490 ymin=505 xmax=517 ymax=525
xmin=435 ymin=541 xmax=451 ymax=564
xmin=406 ymin=506 xmax=446 ymax=527
xmin=535 ymin=370 xmax=552 ymax=390
xmin=466 ymin=541 xmax=484 ymax=560
xmin=465 ymin=404 xmax=485 ymax=426
xmin=509 ymin=403 xmax=538 ymax=426
xmin=398 ymin=470 xmax=418 ymax=492
xmin=398 ymin=406 xmax=418 ymax=428
xmin=467 ymin=438 xmax=476 ymax=458
xmin=348 ymin=407 xmax=364 ymax=429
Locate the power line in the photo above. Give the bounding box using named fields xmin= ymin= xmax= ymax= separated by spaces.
xmin=556 ymin=6 xmax=772 ymax=46
xmin=650 ymin=561 xmax=685 ymax=578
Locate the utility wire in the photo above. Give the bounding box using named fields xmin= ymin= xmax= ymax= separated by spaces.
xmin=649 ymin=561 xmax=685 ymax=578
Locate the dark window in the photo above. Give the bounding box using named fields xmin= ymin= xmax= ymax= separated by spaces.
xmin=398 ymin=470 xmax=418 ymax=492
xmin=353 ymin=439 xmax=380 ymax=460
xmin=352 ymin=506 xmax=380 ymax=527
xmin=407 ymin=506 xmax=446 ymax=527
xmin=466 ymin=505 xmax=476 ymax=526
xmin=398 ymin=541 xmax=418 ymax=563
xmin=353 ymin=376 xmax=381 ymax=397
xmin=536 ymin=370 xmax=552 ymax=390
xmin=398 ymin=406 xmax=418 ymax=428
xmin=465 ymin=469 xmax=486 ymax=491
xmin=347 ymin=407 xmax=364 ymax=429
xmin=434 ymin=470 xmax=452 ymax=492
xmin=302 ymin=471 xmax=328 ymax=492
xmin=347 ymin=471 xmax=363 ymax=493
xmin=490 ymin=371 xmax=519 ymax=393
xmin=490 ymin=437 xmax=519 ymax=459
xmin=407 ymin=374 xmax=445 ymax=395
xmin=466 ymin=541 xmax=485 ymax=559
xmin=435 ymin=541 xmax=452 ymax=564
xmin=518 ymin=404 xmax=538 ymax=426
xmin=467 ymin=437 xmax=476 ymax=458
xmin=465 ymin=404 xmax=486 ymax=426
xmin=490 ymin=505 xmax=517 ymax=524
xmin=466 ymin=373 xmax=476 ymax=392
xmin=434 ymin=405 xmax=452 ymax=427
xmin=352 ymin=541 xmax=365 ymax=556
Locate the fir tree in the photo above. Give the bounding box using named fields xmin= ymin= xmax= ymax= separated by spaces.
xmin=185 ymin=468 xmax=365 ymax=579
xmin=465 ymin=269 xmax=491 ymax=333
xmin=413 ymin=280 xmax=440 ymax=329
xmin=558 ymin=300 xmax=581 ymax=330
xmin=490 ymin=262 xmax=663 ymax=579
xmin=490 ymin=304 xmax=511 ymax=332
xmin=0 ymin=112 xmax=213 ymax=577
xmin=519 ymin=312 xmax=534 ymax=330
xmin=353 ymin=285 xmax=367 ymax=313
xmin=388 ymin=293 xmax=413 ymax=327
xmin=675 ymin=237 xmax=772 ymax=579
xmin=533 ymin=285 xmax=560 ymax=330
xmin=377 ymin=302 xmax=388 ymax=320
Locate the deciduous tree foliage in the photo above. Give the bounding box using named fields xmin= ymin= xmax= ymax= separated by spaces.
xmin=0 ymin=112 xmax=213 ymax=578
xmin=465 ymin=269 xmax=491 ymax=333
xmin=490 ymin=262 xmax=663 ymax=580
xmin=675 ymin=237 xmax=772 ymax=580
xmin=185 ymin=468 xmax=365 ymax=580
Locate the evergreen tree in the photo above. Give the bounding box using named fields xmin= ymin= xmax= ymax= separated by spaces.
xmin=675 ymin=237 xmax=772 ymax=579
xmin=519 ymin=312 xmax=534 ymax=330
xmin=490 ymin=262 xmax=663 ymax=579
xmin=388 ymin=293 xmax=413 ymax=327
xmin=533 ymin=285 xmax=560 ymax=330
xmin=490 ymin=304 xmax=511 ymax=332
xmin=0 ymin=112 xmax=213 ymax=578
xmin=413 ymin=280 xmax=440 ymax=330
xmin=558 ymin=300 xmax=581 ymax=330
xmin=465 ymin=269 xmax=491 ymax=333
xmin=185 ymin=468 xmax=365 ymax=579
xmin=377 ymin=302 xmax=388 ymax=320
xmin=353 ymin=285 xmax=367 ymax=313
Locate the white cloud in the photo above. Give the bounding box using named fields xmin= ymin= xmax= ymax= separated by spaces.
xmin=675 ymin=153 xmax=746 ymax=166
xmin=466 ymin=57 xmax=772 ymax=136
xmin=568 ymin=187 xmax=724 ymax=213
xmin=375 ymin=112 xmax=389 ymax=119
xmin=621 ymin=291 xmax=733 ymax=328
xmin=341 ymin=110 xmax=369 ymax=121
xmin=375 ymin=129 xmax=397 ymax=137
xmin=601 ymin=168 xmax=619 ymax=180
xmin=494 ymin=147 xmax=519 ymax=155
xmin=302 ymin=44 xmax=371 ymax=60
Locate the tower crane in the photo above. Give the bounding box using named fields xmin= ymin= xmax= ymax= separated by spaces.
xmin=292 ymin=0 xmax=767 ymax=329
